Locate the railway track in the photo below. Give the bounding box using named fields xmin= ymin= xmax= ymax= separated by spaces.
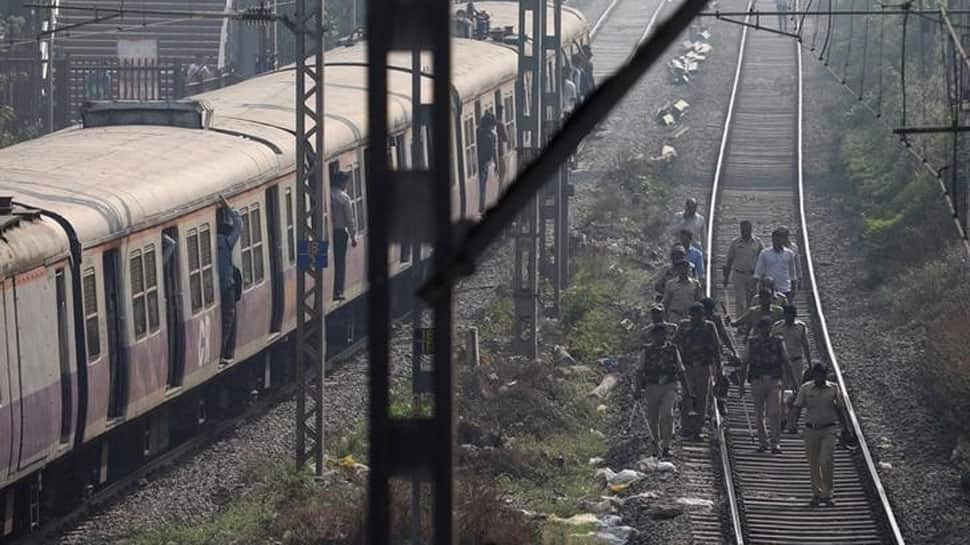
xmin=703 ymin=4 xmax=906 ymax=544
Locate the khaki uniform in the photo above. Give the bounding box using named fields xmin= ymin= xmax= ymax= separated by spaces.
xmin=736 ymin=304 xmax=785 ymax=337
xmin=637 ymin=343 xmax=686 ymax=451
xmin=772 ymin=320 xmax=809 ymax=383
xmin=746 ymin=335 xmax=789 ymax=449
xmin=675 ymin=320 xmax=721 ymax=436
xmin=726 ymin=236 xmax=763 ymax=312
xmin=643 ymin=321 xmax=678 ymax=343
xmin=663 ymin=277 xmax=701 ymax=324
xmin=794 ymin=380 xmax=843 ymax=499
xmin=653 ymin=263 xmax=697 ymax=296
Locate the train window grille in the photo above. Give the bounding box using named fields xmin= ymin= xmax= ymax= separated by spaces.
xmin=129 ymin=246 xmax=161 ymax=339
xmin=350 ymin=164 xmax=366 ymax=233
xmin=504 ymin=94 xmax=515 ymax=150
xmin=240 ymin=204 xmax=265 ymax=289
xmin=463 ymin=115 xmax=477 ymax=179
xmin=285 ymin=188 xmax=295 ymax=264
xmin=187 ymin=225 xmax=215 ymax=313
xmin=82 ymin=268 xmax=101 ymax=361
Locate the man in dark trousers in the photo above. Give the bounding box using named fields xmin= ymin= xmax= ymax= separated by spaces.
xmin=330 ymin=170 xmax=357 ymax=301
xmin=217 ymin=196 xmax=242 ymax=365
xmin=740 ymin=316 xmax=794 ymax=453
xmin=638 ymin=325 xmax=692 ymax=458
xmin=674 ymin=303 xmax=722 ymax=440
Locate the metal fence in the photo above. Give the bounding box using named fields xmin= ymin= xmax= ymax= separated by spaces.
xmin=0 ymin=55 xmax=238 ymax=132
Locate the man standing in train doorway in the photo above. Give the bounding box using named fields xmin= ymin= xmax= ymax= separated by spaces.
xmin=217 ymin=196 xmax=243 ymax=366
xmin=723 ymin=220 xmax=763 ymax=312
xmin=331 ymin=171 xmax=358 ymax=301
xmin=740 ymin=316 xmax=793 ymax=454
xmin=789 ymin=364 xmax=850 ymax=507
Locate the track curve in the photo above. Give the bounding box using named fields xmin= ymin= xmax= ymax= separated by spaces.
xmin=703 ymin=3 xmax=906 ymax=544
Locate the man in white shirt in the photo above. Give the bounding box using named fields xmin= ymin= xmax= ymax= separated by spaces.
xmin=670 ymin=198 xmax=705 ymax=249
xmin=754 ymin=229 xmax=798 ymax=301
xmin=331 ymin=171 xmax=358 ymax=301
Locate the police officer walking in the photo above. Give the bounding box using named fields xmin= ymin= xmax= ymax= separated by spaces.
xmin=732 ymin=288 xmax=785 ymax=339
xmin=675 ymin=303 xmax=722 ymax=440
xmin=740 ymin=316 xmax=794 ymax=453
xmin=643 ymin=304 xmax=678 ymax=343
xmin=789 ymin=364 xmax=850 ymax=507
xmin=722 ymin=220 xmax=763 ymax=312
xmin=772 ymin=304 xmax=812 ymax=386
xmin=663 ymin=260 xmax=701 ymax=324
xmin=638 ymin=325 xmax=693 ymax=458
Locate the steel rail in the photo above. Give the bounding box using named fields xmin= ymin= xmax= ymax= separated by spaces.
xmin=590 ymin=0 xmax=623 ymax=39
xmin=704 ymin=4 xmax=753 ymax=544
xmin=794 ymin=31 xmax=907 ymax=545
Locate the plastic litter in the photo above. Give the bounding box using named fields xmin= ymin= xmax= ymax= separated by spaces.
xmin=879 ymin=461 xmax=892 ymax=470
xmin=554 ymin=345 xmax=577 ymax=365
xmin=676 ymin=497 xmax=714 ymax=508
xmin=596 ymin=468 xmax=647 ymax=492
xmin=590 ymin=374 xmax=618 ymax=398
xmin=588 ymin=456 xmax=605 ymax=466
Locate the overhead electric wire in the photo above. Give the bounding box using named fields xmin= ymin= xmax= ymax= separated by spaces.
xmin=819 ymin=0 xmax=835 ymax=62
xmin=859 ymin=9 xmax=869 ymax=100
xmin=877 ymin=3 xmax=885 ymax=116
xmin=900 ymin=4 xmax=909 ymax=132
xmin=842 ymin=0 xmax=856 ymax=84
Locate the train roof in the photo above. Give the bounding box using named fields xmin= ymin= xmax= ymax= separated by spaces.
xmin=458 ymin=1 xmax=588 ymax=41
xmin=0 ymin=10 xmax=588 ymax=273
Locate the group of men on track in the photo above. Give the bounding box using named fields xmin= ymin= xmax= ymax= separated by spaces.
xmin=636 ymin=198 xmax=852 ymax=507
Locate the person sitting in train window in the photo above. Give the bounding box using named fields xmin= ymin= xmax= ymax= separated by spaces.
xmin=331 ymin=171 xmax=357 ymax=301
xmin=217 ymin=196 xmax=243 ymax=365
xmin=476 ymin=111 xmax=498 ymax=213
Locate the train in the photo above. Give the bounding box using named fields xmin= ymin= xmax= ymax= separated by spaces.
xmin=0 ymin=1 xmax=589 ymax=537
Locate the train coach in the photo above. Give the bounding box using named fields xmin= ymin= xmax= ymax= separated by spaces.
xmin=0 ymin=2 xmax=588 ymax=537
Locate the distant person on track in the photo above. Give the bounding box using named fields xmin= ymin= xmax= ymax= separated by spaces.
xmin=732 ymin=288 xmax=784 ymax=339
xmin=653 ymin=244 xmax=696 ymax=298
xmin=754 ymin=229 xmax=798 ymax=302
xmin=674 ymin=303 xmax=722 ymax=440
xmin=678 ymin=229 xmax=706 ymax=284
xmin=772 ymin=304 xmax=812 ymax=387
xmin=723 ymin=220 xmax=763 ymax=312
xmin=644 ymin=303 xmax=679 ymax=343
xmin=670 ymin=197 xmax=705 ymax=249
xmin=331 ymin=170 xmax=358 ymax=301
xmin=663 ymin=260 xmax=701 ymax=324
xmin=789 ymin=363 xmax=850 ymax=507
xmin=777 ymin=225 xmax=802 ymax=293
xmin=638 ymin=324 xmax=693 ymax=458
xmin=741 ymin=316 xmax=794 ymax=453
xmin=217 ymin=196 xmax=243 ymax=365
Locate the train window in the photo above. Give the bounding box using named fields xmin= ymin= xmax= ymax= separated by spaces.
xmin=503 ymin=94 xmax=515 ymax=150
xmin=188 ymin=229 xmax=202 ymax=311
xmin=187 ymin=225 xmax=215 ymax=312
xmin=463 ymin=116 xmax=477 ymax=179
xmin=82 ymin=268 xmax=100 ymax=360
xmin=350 ymin=164 xmax=366 ymax=232
xmin=130 ymin=249 xmax=147 ymax=338
xmin=240 ymin=204 xmax=265 ymax=288
xmin=285 ymin=188 xmax=295 ymax=264
xmin=252 ymin=205 xmax=265 ymax=283
xmin=200 ymin=225 xmax=215 ymax=306
xmin=144 ymin=246 xmax=159 ymax=332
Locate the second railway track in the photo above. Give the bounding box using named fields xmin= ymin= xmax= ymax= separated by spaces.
xmin=703 ymin=3 xmax=906 ymax=544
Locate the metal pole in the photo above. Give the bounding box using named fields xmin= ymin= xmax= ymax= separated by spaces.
xmin=294 ymin=0 xmax=327 ymax=475
xmin=367 ymin=1 xmax=452 ymax=544
xmin=513 ymin=0 xmax=545 ymax=358
xmin=539 ymin=0 xmax=565 ymax=316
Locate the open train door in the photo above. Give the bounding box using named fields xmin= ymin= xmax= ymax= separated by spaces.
xmin=162 ymin=227 xmax=185 ymax=388
xmin=265 ymin=187 xmax=283 ymax=335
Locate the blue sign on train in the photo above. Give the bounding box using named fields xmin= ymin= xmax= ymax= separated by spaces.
xmin=297 ymin=240 xmax=329 ymax=270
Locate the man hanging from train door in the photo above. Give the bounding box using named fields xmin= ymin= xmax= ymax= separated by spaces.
xmin=217 ymin=196 xmax=243 ymax=365
xmin=331 ymin=170 xmax=358 ymax=301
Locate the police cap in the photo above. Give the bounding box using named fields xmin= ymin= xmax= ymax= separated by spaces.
xmin=757 ymin=316 xmax=774 ymax=328
xmin=688 ymin=302 xmax=705 ymax=315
